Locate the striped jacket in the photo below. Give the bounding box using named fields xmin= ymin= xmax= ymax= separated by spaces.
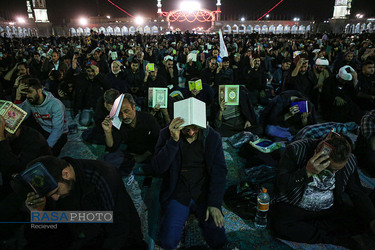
xmin=274 ymin=138 xmax=375 ymax=223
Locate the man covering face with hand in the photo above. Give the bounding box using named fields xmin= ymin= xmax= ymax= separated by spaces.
xmin=271 ymin=131 xmax=375 ymax=249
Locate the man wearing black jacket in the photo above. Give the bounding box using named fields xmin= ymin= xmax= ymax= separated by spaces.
xmin=92 ymin=49 xmax=110 ymax=75
xmin=287 ymin=58 xmax=317 ymax=102
xmin=0 ymin=120 xmax=51 ymax=199
xmin=126 ymin=59 xmax=146 ymax=103
xmin=260 ymin=90 xmax=316 ymax=141
xmin=158 ymin=56 xmax=179 ymax=89
xmin=102 ymin=93 xmax=160 ymax=176
xmin=320 ymin=65 xmax=362 ymax=123
xmin=143 ymin=66 xmax=167 ymax=88
xmin=65 ymin=61 xmax=111 ymax=115
xmin=24 ymin=156 xmax=146 ymax=250
xmin=200 ymin=57 xmax=218 ymax=88
xmin=271 ymin=133 xmax=375 ymax=249
xmin=0 ymin=117 xmax=51 ymax=241
xmin=243 ymin=55 xmax=268 ymax=105
xmin=152 ymin=118 xmax=228 ymax=250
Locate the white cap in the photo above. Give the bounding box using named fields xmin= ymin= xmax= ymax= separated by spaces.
xmin=337 ymin=65 xmax=355 ymax=81
xmin=315 ymin=58 xmax=329 ymax=66
xmin=164 ymin=55 xmax=173 ymax=61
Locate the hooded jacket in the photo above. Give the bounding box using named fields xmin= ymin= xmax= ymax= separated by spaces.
xmin=152 ymin=125 xmax=227 ymax=208
xmin=17 ymin=90 xmax=68 ymax=147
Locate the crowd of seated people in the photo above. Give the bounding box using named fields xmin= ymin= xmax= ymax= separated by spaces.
xmin=0 ymin=30 xmax=375 ymax=249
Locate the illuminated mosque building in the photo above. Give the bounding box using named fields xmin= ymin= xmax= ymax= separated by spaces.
xmin=0 ymin=0 xmax=373 ymax=37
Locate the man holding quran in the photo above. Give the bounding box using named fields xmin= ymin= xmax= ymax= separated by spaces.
xmin=260 ymin=90 xmax=316 ymax=141
xmin=0 ymin=103 xmax=51 ymax=241
xmin=152 ymin=97 xmax=228 ymax=249
xmin=102 ymin=93 xmax=160 ymax=240
xmin=21 ymin=156 xmax=146 ymax=249
xmin=102 ymin=93 xmax=160 ymax=176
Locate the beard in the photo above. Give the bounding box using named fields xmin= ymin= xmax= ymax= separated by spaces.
xmin=27 ymin=95 xmax=39 ymax=105
xmin=59 ymin=179 xmax=75 ymax=199
xmin=123 ymin=118 xmax=133 ymax=125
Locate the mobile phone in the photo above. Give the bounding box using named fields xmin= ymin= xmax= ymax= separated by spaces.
xmin=256 ymin=141 xmax=273 ymax=147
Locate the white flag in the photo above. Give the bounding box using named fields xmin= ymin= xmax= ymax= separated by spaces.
xmin=218 ymin=29 xmax=228 ymax=62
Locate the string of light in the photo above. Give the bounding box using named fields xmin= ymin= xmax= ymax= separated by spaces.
xmin=106 ymin=0 xmax=134 ymax=17
xmin=257 ymin=0 xmax=285 ymax=21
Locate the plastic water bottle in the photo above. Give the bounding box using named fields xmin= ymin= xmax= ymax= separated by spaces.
xmin=254 ymin=187 xmax=270 ymax=230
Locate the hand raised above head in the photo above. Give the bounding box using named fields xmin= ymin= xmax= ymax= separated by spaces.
xmin=169 ymin=117 xmax=185 ymax=142
xmin=16 ymin=83 xmax=29 ymax=100
xmin=101 ymin=116 xmax=113 ymax=133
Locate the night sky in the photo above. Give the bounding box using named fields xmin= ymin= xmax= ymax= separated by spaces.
xmin=1 ymin=0 xmax=375 ymax=24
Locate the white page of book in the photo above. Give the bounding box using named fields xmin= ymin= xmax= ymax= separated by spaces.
xmin=109 ymin=94 xmax=124 ymax=130
xmin=187 ymin=53 xmax=197 ymax=62
xmin=112 ymin=116 xmax=122 ymax=130
xmin=174 ymin=98 xmax=191 ymax=126
xmin=191 ymin=98 xmax=206 ymax=128
xmin=174 ymin=98 xmax=206 ymax=128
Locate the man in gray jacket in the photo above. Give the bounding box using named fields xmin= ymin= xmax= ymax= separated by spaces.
xmin=15 ymin=78 xmax=68 ymax=156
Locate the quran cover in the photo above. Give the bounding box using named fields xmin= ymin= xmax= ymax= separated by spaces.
xmin=109 ymin=94 xmax=125 ymax=130
xmin=293 ymin=51 xmax=301 ymax=59
xmin=0 ymin=100 xmax=27 ymax=134
xmin=20 ymin=162 xmax=58 ymax=197
xmin=174 ymin=97 xmax=206 ymax=128
xmin=188 ymin=79 xmax=203 ymax=91
xmin=47 ymin=48 xmax=54 ymax=56
xmin=219 ymin=85 xmax=239 ymax=106
xmin=187 ymin=51 xmax=198 ymax=62
xmin=146 ymin=63 xmax=155 ymax=71
xmin=110 ymin=51 xmax=118 ymax=60
xmin=148 ymin=88 xmax=168 ymax=109
xmin=291 ymin=101 xmax=309 ymax=113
